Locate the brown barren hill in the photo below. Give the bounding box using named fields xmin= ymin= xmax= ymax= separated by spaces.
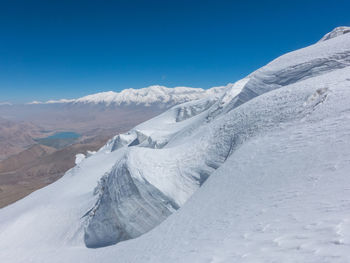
xmin=0 ymin=144 xmax=56 ymax=173
xmin=0 ymin=136 xmax=109 ymax=208
xmin=0 ymin=117 xmax=45 ymax=161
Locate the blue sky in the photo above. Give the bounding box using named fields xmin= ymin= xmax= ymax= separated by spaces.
xmin=0 ymin=0 xmax=349 ymax=102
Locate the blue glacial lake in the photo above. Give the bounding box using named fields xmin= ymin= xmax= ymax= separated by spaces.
xmin=44 ymin=132 xmax=81 ymax=139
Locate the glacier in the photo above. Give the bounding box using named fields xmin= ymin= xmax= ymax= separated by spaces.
xmin=1 ymin=27 xmax=350 ymax=262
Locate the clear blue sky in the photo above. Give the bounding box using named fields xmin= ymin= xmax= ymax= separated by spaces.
xmin=0 ymin=0 xmax=349 ymax=102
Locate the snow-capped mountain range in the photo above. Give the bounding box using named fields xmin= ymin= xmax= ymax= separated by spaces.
xmin=29 ymin=85 xmax=228 ymax=107
xmin=1 ymin=26 xmax=350 ymax=262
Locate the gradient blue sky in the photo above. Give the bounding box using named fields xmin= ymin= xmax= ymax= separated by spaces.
xmin=1 ymin=0 xmax=349 ymax=102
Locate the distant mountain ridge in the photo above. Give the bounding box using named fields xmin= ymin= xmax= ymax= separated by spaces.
xmin=28 ymin=85 xmax=228 ymax=107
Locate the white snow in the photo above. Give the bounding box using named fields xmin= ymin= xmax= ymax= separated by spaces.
xmin=28 ymin=85 xmax=226 ymax=107
xmin=86 ymin=151 xmax=96 ymax=157
xmin=27 ymin=100 xmax=43 ymax=105
xmin=27 ymin=99 xmax=75 ymax=104
xmin=1 ymin=27 xmax=350 ymax=262
xmin=75 ymin=153 xmax=86 ymax=165
xmin=318 ymin=26 xmax=350 ymax=42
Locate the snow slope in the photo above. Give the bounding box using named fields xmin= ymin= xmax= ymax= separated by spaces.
xmin=1 ymin=28 xmax=350 ymax=262
xmin=318 ymin=26 xmax=350 ymax=42
xmin=29 ymin=85 xmax=226 ymax=108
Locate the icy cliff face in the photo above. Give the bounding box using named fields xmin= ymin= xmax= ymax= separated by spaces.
xmin=84 ymin=159 xmax=178 ymax=248
xmin=1 ymin=27 xmax=350 ymax=262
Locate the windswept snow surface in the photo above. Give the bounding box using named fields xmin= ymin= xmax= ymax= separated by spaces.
xmin=318 ymin=26 xmax=350 ymax=42
xmin=1 ymin=29 xmax=350 ymax=262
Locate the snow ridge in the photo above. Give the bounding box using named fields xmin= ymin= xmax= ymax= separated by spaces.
xmin=29 ymin=85 xmax=227 ymax=107
xmin=318 ymin=26 xmax=350 ymax=42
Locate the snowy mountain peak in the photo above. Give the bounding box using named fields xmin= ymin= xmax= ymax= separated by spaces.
xmin=29 ymin=85 xmax=226 ymax=107
xmin=318 ymin=26 xmax=350 ymax=42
